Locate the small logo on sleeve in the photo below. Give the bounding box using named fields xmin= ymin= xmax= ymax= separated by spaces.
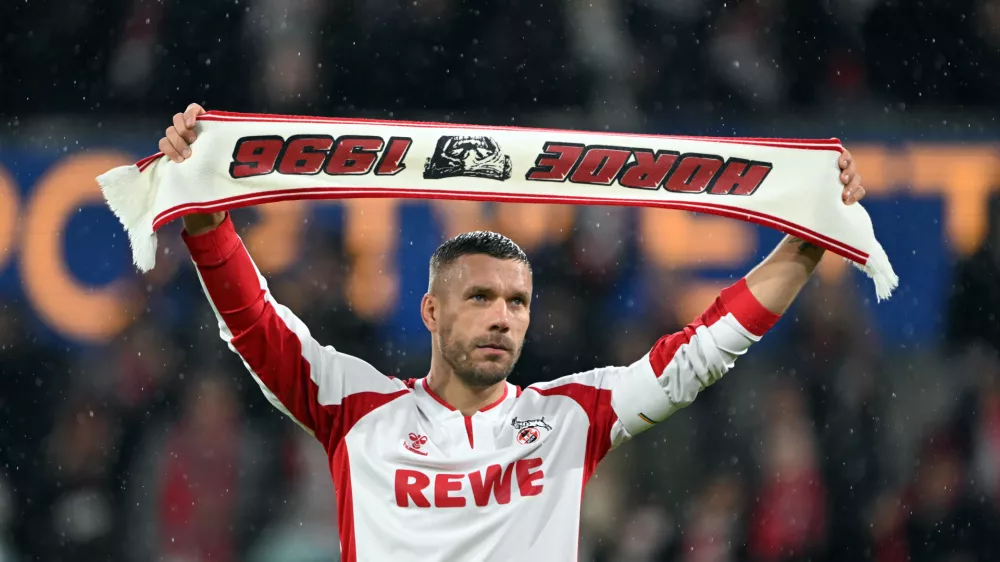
xmin=511 ymin=417 xmax=553 ymax=445
xmin=404 ymin=432 xmax=429 ymax=456
xmin=638 ymin=413 xmax=657 ymax=425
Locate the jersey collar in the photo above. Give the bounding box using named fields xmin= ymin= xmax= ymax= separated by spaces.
xmin=417 ymin=378 xmax=513 ymax=418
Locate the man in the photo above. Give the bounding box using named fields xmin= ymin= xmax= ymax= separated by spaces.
xmin=160 ymin=103 xmax=866 ymax=561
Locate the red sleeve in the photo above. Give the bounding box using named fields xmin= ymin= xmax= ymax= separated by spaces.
xmin=531 ymin=278 xmax=782 ymax=477
xmin=183 ymin=214 xmax=406 ymax=452
xmin=182 ymin=214 xmax=267 ymax=333
xmin=649 ymin=278 xmax=780 ymax=376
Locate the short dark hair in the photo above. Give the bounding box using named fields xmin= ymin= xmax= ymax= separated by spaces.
xmin=428 ymin=231 xmax=530 ymax=291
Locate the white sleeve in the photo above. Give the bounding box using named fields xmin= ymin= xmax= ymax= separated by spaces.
xmin=607 ymin=278 xmax=779 ymax=448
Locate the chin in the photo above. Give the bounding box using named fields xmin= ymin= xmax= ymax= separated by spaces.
xmin=458 ymin=363 xmax=511 ymax=388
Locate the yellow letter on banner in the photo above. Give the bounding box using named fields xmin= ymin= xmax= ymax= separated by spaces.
xmin=494 ymin=203 xmax=574 ymax=252
xmin=20 ymin=152 xmax=142 ymax=343
xmin=849 ymin=143 xmax=1000 ymax=256
xmin=639 ymin=207 xmax=755 ymax=269
xmin=432 ymin=200 xmax=575 ymax=252
xmin=243 ymin=199 xmax=308 ymax=275
xmin=431 ymin=200 xmax=491 ymax=239
xmin=906 ymin=145 xmax=1000 ymax=255
xmin=0 ymin=165 xmax=19 ymax=273
xmin=343 ymin=198 xmax=399 ymax=320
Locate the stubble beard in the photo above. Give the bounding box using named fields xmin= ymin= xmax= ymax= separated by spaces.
xmin=439 ymin=328 xmax=522 ymax=388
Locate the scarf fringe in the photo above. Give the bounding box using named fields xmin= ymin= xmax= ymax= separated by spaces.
xmin=96 ymin=164 xmax=158 ymax=272
xmin=858 ymin=241 xmax=899 ymax=302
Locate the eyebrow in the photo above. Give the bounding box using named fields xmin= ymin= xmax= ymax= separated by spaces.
xmin=465 ymin=285 xmax=531 ymax=303
xmin=465 ymin=285 xmax=496 ymax=296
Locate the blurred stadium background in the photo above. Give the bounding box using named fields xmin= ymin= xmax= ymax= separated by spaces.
xmin=3 ymin=0 xmax=1000 ymax=560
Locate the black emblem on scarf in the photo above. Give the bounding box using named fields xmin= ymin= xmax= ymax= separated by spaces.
xmin=423 ymin=136 xmax=512 ymax=181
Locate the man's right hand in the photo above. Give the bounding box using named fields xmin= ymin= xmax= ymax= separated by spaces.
xmin=159 ymin=103 xmax=226 ymax=235
xmin=160 ymin=103 xmax=205 ymax=163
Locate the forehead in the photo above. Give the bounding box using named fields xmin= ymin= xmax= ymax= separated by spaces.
xmin=439 ymin=254 xmax=531 ymax=291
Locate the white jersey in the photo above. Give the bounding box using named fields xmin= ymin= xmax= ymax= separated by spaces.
xmin=183 ymin=215 xmax=780 ymax=562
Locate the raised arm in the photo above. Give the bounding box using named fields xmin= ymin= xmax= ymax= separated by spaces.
xmin=745 ymin=148 xmax=865 ymax=314
xmin=535 ymin=150 xmax=866 ymax=473
xmin=164 ymin=105 xmax=406 ymax=453
xmin=625 ymin=148 xmax=866 ymax=429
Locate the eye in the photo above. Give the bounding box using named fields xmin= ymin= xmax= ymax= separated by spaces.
xmin=511 ymin=297 xmax=526 ymax=307
xmin=470 ymin=293 xmax=487 ymax=302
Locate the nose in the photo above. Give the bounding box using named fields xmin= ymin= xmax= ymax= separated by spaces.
xmin=488 ymin=299 xmax=510 ymax=332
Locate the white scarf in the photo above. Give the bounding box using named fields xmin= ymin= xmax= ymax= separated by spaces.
xmin=97 ymin=110 xmax=898 ymax=300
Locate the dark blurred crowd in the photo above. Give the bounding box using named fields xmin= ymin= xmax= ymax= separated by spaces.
xmin=0 ymin=200 xmax=997 ymax=562
xmin=3 ymin=0 xmax=1000 ymax=124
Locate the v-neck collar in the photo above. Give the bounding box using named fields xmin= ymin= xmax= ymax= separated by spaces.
xmin=418 ymin=378 xmax=511 ymax=418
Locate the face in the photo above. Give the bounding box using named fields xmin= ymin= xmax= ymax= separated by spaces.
xmin=423 ymin=254 xmax=531 ymax=388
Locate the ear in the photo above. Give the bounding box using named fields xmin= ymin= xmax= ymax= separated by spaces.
xmin=420 ymin=293 xmax=438 ymax=333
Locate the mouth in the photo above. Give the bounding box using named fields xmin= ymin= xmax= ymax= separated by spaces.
xmin=476 ymin=344 xmax=510 ymax=352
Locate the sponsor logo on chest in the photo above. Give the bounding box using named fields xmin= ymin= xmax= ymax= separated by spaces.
xmin=395 ymin=458 xmax=545 ymax=508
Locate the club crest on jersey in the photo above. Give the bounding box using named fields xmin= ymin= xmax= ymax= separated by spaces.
xmin=404 ymin=432 xmax=429 ymax=456
xmin=512 ymin=417 xmax=553 ymax=445
xmin=517 ymin=427 xmax=540 ymax=445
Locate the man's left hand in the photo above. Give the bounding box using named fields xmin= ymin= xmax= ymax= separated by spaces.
xmin=839 ymin=149 xmax=866 ymax=205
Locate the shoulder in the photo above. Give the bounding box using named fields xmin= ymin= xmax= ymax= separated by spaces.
xmin=333 ymin=376 xmax=412 ymax=419
xmin=520 ymin=367 xmax=621 ymax=415
xmin=525 ymin=366 xmax=620 ymax=395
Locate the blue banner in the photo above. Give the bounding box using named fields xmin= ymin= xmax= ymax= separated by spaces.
xmin=0 ymin=142 xmax=991 ymax=349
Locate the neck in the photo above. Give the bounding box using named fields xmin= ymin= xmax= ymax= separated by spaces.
xmin=426 ymin=361 xmax=507 ymax=417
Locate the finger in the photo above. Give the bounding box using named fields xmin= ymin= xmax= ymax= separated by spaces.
xmin=159 ymin=136 xmax=181 ymax=162
xmin=165 ymin=127 xmax=188 ymax=162
xmin=184 ymin=103 xmax=206 ymax=128
xmin=171 ymin=112 xmax=196 ymax=146
xmin=843 ymin=175 xmax=864 ymax=204
xmin=839 ymin=150 xmax=852 ymax=170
